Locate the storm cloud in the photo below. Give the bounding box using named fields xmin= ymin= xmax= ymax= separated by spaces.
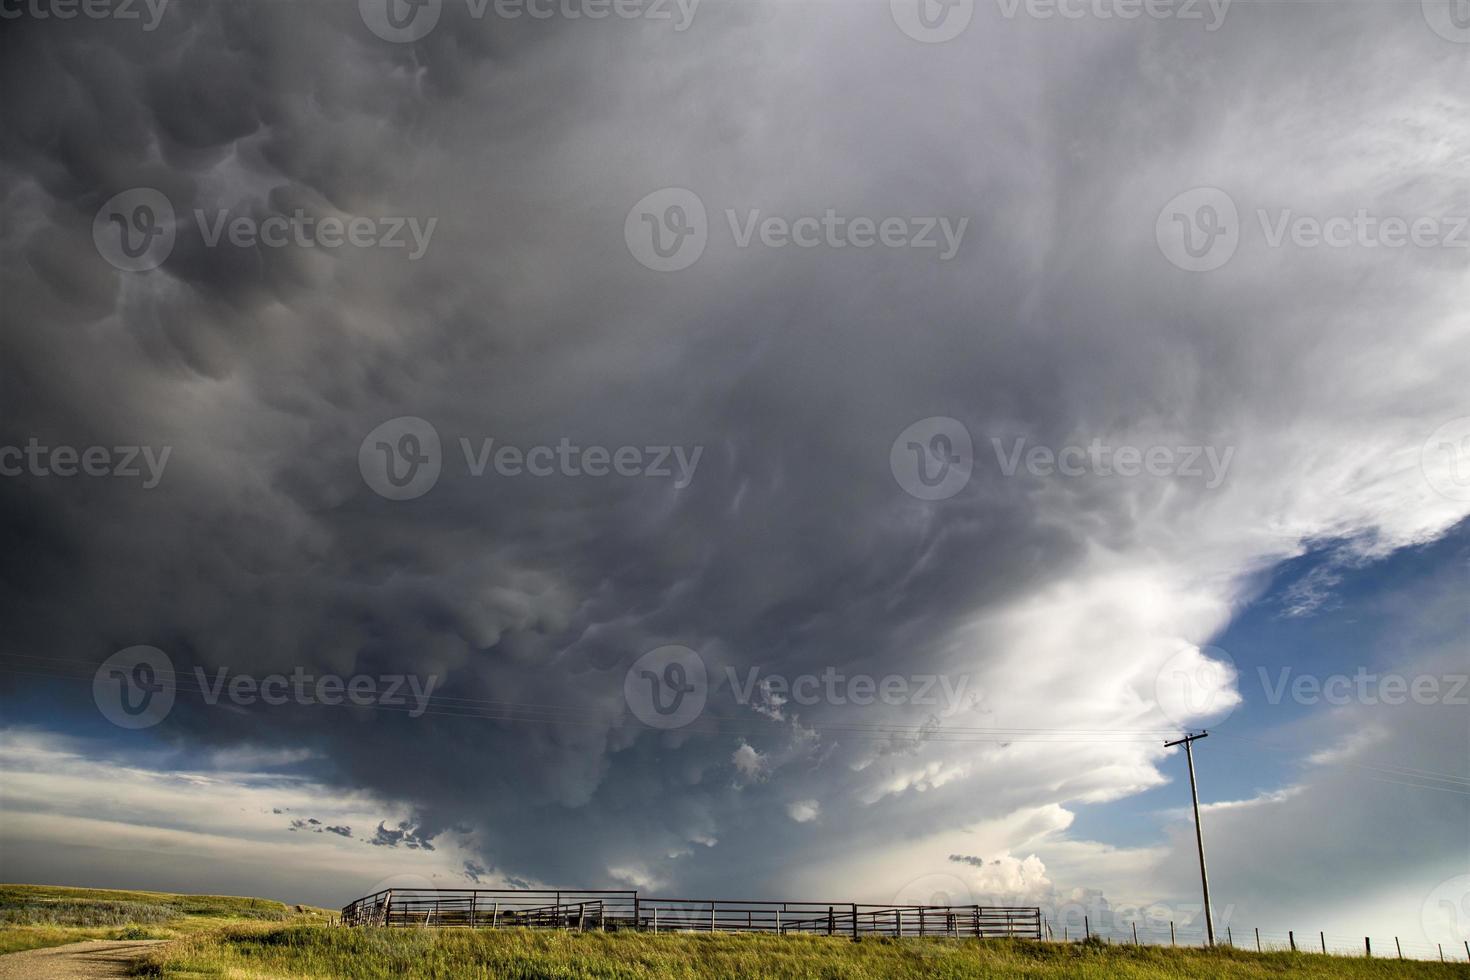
xmin=1 ymin=0 xmax=1466 ymax=926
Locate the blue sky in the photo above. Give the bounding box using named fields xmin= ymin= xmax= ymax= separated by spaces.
xmin=1068 ymin=517 xmax=1470 ymax=849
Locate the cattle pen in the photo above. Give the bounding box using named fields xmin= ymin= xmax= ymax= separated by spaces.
xmin=340 ymin=888 xmax=1043 ymax=940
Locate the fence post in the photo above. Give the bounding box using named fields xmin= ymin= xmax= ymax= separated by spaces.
xmin=1395 ymin=937 xmax=1402 ymax=959
xmin=1289 ymin=931 xmax=1295 ymax=952
xmin=1321 ymin=931 xmax=1325 ymax=955
xmin=1226 ymin=925 xmax=1231 ymax=946
xmin=895 ymin=909 xmax=902 ymax=938
xmin=652 ymin=908 xmax=658 ymax=934
xmin=851 ymin=904 xmax=858 ymax=941
xmin=493 ymin=902 xmax=499 ymax=929
xmin=1365 ymin=937 xmax=1371 ymax=958
xmin=634 ymin=894 xmax=640 ymax=932
xmin=776 ymin=908 xmax=781 ymax=934
xmin=1255 ymin=927 xmax=1260 ymax=952
xmin=973 ymin=908 xmax=979 ymax=938
xmin=1439 ymin=944 xmax=1444 ymax=962
xmin=920 ymin=908 xmax=925 ymax=936
xmin=1133 ymin=923 xmax=1138 ymax=945
xmin=711 ymin=901 xmax=716 ymax=933
xmin=1169 ymin=921 xmax=1174 ymax=946
xmin=470 ymin=893 xmax=476 ymax=930
xmin=827 ymin=906 xmax=834 ymax=936
xmin=1086 ymin=915 xmax=1091 ymax=940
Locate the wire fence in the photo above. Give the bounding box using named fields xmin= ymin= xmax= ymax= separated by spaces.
xmin=1041 ymin=917 xmax=1470 ymax=964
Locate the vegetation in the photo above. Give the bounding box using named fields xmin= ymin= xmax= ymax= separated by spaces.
xmin=134 ymin=926 xmax=1470 ymax=979
xmin=0 ymin=884 xmax=330 ymax=955
xmin=3 ymin=886 xmax=1464 ymax=977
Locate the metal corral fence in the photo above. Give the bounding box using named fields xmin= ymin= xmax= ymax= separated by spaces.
xmin=341 ymin=888 xmax=1042 ymax=940
xmin=341 ymin=889 xmax=636 ymax=930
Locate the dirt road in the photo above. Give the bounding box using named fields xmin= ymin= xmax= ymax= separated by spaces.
xmin=0 ymin=939 xmax=167 ymax=979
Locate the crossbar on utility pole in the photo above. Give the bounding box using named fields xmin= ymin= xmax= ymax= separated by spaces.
xmin=1165 ymin=731 xmax=1215 ymax=946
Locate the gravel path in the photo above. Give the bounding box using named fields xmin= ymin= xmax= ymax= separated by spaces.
xmin=0 ymin=939 xmax=167 ymax=979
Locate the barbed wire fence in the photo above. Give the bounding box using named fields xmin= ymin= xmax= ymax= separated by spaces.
xmin=1041 ymin=915 xmax=1469 ymax=964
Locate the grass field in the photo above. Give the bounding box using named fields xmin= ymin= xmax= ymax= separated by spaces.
xmin=0 ymin=884 xmax=330 ymax=955
xmin=3 ymin=886 xmax=1465 ymax=978
xmin=134 ymin=924 xmax=1470 ymax=979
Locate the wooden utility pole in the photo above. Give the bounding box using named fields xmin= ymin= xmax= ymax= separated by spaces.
xmin=1165 ymin=732 xmax=1215 ymax=946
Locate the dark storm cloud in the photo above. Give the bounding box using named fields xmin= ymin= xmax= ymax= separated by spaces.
xmin=288 ymin=817 xmax=351 ymax=837
xmin=369 ymin=821 xmax=438 ymax=851
xmin=950 ymin=855 xmax=996 ymax=869
xmin=1 ymin=0 xmax=1466 ymax=908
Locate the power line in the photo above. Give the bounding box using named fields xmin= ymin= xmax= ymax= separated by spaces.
xmin=3 ymin=654 xmax=1468 ymax=785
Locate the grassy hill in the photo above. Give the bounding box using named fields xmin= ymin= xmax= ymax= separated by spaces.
xmin=0 ymin=883 xmax=330 ymax=955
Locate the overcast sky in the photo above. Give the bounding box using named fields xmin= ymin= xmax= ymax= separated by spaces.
xmin=1 ymin=0 xmax=1467 ymax=955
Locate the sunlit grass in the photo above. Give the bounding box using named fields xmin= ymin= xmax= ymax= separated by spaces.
xmin=0 ymin=884 xmax=331 ymax=956
xmin=134 ymin=925 xmax=1470 ymax=979
xmin=5 ymin=887 xmax=1464 ymax=977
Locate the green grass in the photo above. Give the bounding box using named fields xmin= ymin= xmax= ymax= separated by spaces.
xmin=0 ymin=884 xmax=331 ymax=955
xmin=133 ymin=926 xmax=1470 ymax=979
xmin=5 ymin=887 xmax=1465 ymax=978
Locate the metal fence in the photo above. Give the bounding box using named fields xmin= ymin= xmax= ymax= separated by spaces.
xmin=341 ymin=889 xmax=638 ymax=930
xmin=637 ymin=899 xmax=1040 ymax=938
xmin=341 ymin=888 xmax=1042 ymax=940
